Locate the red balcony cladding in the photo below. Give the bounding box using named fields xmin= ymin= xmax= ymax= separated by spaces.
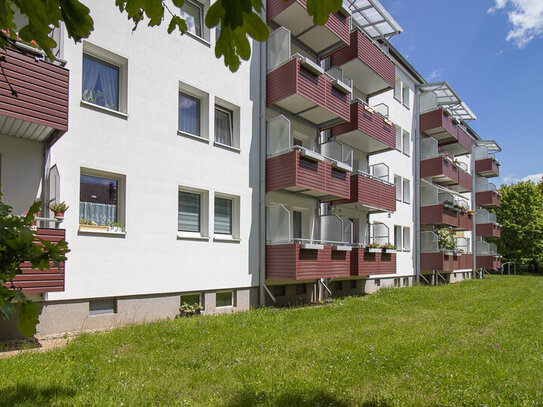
xmin=477 ymin=255 xmax=501 ymax=270
xmin=267 ymin=58 xmax=350 ymax=127
xmin=459 ymin=254 xmax=473 ymax=270
xmin=455 ymin=169 xmax=473 ymax=193
xmin=266 ymin=150 xmax=350 ymax=200
xmin=351 ymin=248 xmax=396 ymax=276
xmin=476 ymin=223 xmax=502 ymax=238
xmin=8 ymin=228 xmax=66 ymax=293
xmin=475 ymin=158 xmax=500 ymax=178
xmin=420 ymin=204 xmax=458 ymax=227
xmin=420 ymin=109 xmax=473 ymax=156
xmin=420 ymin=156 xmax=458 ymax=186
xmin=421 ymin=252 xmax=461 ymax=272
xmin=333 ymin=174 xmax=396 ymax=213
xmin=267 ymin=0 xmax=350 ymax=55
xmin=330 ymin=101 xmax=395 ymax=154
xmin=330 ymin=29 xmax=395 ymax=96
xmin=476 ymin=190 xmax=501 ymax=208
xmin=0 ymin=47 xmax=69 ymax=143
xmin=455 ymin=211 xmax=473 ymax=231
xmin=266 ymin=244 xmax=351 ymax=280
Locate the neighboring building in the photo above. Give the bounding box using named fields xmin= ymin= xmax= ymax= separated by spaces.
xmin=0 ymin=0 xmax=503 ymax=339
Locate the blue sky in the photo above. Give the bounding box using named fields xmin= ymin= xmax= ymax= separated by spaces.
xmin=380 ymin=0 xmax=543 ymax=186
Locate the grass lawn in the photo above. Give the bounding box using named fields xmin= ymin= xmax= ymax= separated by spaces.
xmin=0 ymin=275 xmax=542 ymax=406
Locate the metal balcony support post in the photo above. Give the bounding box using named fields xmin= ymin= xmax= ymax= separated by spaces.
xmin=259 ymin=10 xmax=267 ymax=307
xmin=414 ymin=85 xmax=422 ymax=284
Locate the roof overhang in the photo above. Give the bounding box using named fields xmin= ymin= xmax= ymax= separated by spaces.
xmin=419 ymin=82 xmax=477 ymax=122
xmin=343 ymin=0 xmax=403 ymax=39
xmin=475 ymin=139 xmax=502 ymax=152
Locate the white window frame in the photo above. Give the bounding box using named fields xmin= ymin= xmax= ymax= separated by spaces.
xmin=213 ymin=192 xmax=240 ymax=241
xmin=216 ymin=290 xmax=235 ymax=308
xmin=395 ymin=126 xmax=402 ymax=152
xmin=89 ymin=298 xmax=117 ymax=316
xmin=394 ymin=225 xmax=402 ymax=249
xmin=214 ymin=106 xmax=233 ymax=147
xmin=402 ymin=130 xmax=410 ymax=156
xmin=81 ymin=41 xmax=128 ymax=116
xmin=180 ymin=293 xmax=202 ymax=306
xmin=394 ymin=175 xmax=402 ymax=201
xmin=394 ymin=77 xmax=402 ymax=101
xmin=178 ymin=82 xmax=209 ymax=142
xmin=177 ymin=186 xmax=209 ymax=240
xmin=214 ymin=96 xmax=240 ymax=151
xmin=402 ymin=82 xmax=410 ymax=108
xmin=403 ymin=178 xmax=411 ymax=204
xmin=403 ymin=226 xmax=411 ymax=251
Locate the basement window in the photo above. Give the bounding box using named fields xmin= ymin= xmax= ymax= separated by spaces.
xmin=89 ymin=299 xmax=117 ymax=316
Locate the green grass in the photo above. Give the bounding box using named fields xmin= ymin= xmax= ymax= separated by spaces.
xmin=1 ymin=276 xmax=542 ymax=406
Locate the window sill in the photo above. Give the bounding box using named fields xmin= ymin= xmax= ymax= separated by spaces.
xmin=178 ymin=130 xmax=210 ymax=144
xmin=81 ymin=100 xmax=128 ymax=119
xmin=177 ymin=232 xmax=209 ymax=241
xmin=213 ymin=141 xmax=240 ymax=153
xmin=78 ymin=228 xmax=126 ymax=238
xmin=213 ymin=236 xmax=241 ymax=243
xmin=184 ymin=31 xmax=211 ymax=47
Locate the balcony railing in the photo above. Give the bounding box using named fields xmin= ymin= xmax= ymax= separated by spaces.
xmin=351 ymin=248 xmax=396 ymax=276
xmin=476 ymin=241 xmax=501 ymax=269
xmin=420 ymin=155 xmax=459 ymax=186
xmin=420 ymin=108 xmax=473 ymax=156
xmin=330 ymin=99 xmax=395 ymax=154
xmin=475 ymin=157 xmax=500 ymax=178
xmin=420 ymin=231 xmax=471 ymax=271
xmin=476 ymin=209 xmax=502 ymax=238
xmin=267 ymin=0 xmax=351 ymax=55
xmin=8 ymin=227 xmax=66 ymax=293
xmin=330 ymin=29 xmax=395 ymax=96
xmin=476 ymin=190 xmax=501 ymax=208
xmin=0 ymin=46 xmax=69 ymax=144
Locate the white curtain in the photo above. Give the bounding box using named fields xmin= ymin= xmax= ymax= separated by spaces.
xmin=79 ymin=202 xmax=117 ymax=225
xmin=82 ymin=55 xmax=119 ymax=110
xmin=215 ymin=108 xmax=232 ymax=146
xmin=179 ymin=93 xmax=200 ymax=136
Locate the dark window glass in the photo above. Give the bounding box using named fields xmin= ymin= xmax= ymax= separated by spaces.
xmin=82 ymin=54 xmax=119 ymax=111
xmin=80 ymin=175 xmax=118 ymax=225
xmin=179 ymin=92 xmax=201 ymax=136
xmin=293 ymin=211 xmax=302 ymax=239
xmin=178 ymin=191 xmax=201 ymax=232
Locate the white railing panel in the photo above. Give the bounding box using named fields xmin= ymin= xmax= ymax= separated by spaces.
xmin=267 ymin=27 xmax=291 ymax=71
xmin=421 ymin=231 xmax=439 ymax=253
xmin=267 ymin=116 xmax=291 ymax=157
xmin=266 ymin=205 xmax=291 ymax=244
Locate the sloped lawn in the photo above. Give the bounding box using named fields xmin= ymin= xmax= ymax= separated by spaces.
xmin=0 ymin=275 xmax=542 ymax=406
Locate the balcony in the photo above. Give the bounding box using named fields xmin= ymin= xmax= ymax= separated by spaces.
xmin=333 ymin=170 xmax=396 ymax=213
xmin=475 ymin=157 xmax=500 ymax=178
xmin=421 ymin=204 xmax=458 ymax=227
xmin=476 ymin=190 xmax=501 ymax=208
xmin=351 ymin=248 xmax=396 ymax=276
xmin=456 ymin=211 xmax=473 ymax=231
xmin=421 ymin=252 xmax=461 ymax=272
xmin=0 ymin=46 xmax=69 ymax=144
xmin=420 ymin=155 xmax=459 ymax=187
xmin=9 ymin=228 xmax=66 ymax=293
xmin=421 ymin=232 xmax=470 ymax=271
xmin=266 ymin=243 xmax=351 ymax=280
xmin=267 ymin=0 xmax=350 ymax=55
xmin=267 ymin=56 xmax=350 ymax=127
xmin=330 ymin=99 xmax=395 ymax=153
xmin=477 ymin=255 xmax=501 ymax=270
xmin=476 ymin=209 xmax=502 ymax=238
xmin=330 ymin=29 xmax=395 ymax=96
xmin=420 ymin=108 xmax=473 ymax=156
xmin=453 ymin=167 xmax=473 ymax=193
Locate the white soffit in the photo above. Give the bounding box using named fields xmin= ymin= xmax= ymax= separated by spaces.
xmin=419 ymin=82 xmax=477 ymax=122
xmin=343 ymin=0 xmax=403 ymax=39
xmin=475 ymin=139 xmax=502 ymax=152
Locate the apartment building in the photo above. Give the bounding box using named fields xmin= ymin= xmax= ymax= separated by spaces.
xmin=0 ymin=0 xmax=502 ymax=338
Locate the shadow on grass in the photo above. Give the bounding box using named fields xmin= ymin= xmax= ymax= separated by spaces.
xmin=0 ymin=384 xmax=76 ymax=407
xmin=224 ymin=389 xmax=391 ymax=407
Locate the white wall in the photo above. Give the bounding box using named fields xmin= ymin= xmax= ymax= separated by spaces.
xmin=47 ymin=0 xmax=261 ymax=300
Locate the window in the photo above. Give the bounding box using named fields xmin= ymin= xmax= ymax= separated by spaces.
xmin=403 ymin=277 xmax=409 ymax=286
xmin=395 ymin=126 xmax=401 ymax=151
xmin=375 ymin=279 xmax=381 ymax=287
xmin=403 ymin=227 xmax=411 ymax=251
xmin=296 ymin=284 xmax=307 ymax=295
xmin=394 ymin=175 xmax=402 ymax=201
xmin=180 ymin=0 xmax=203 ymax=37
xmin=293 ymin=211 xmax=302 ymax=239
xmin=178 ymin=191 xmax=201 ymax=233
xmin=215 ymin=106 xmax=233 ymax=146
xmin=82 ymin=54 xmax=119 ymax=111
xmin=402 ymin=130 xmax=410 ymax=156
xmin=273 ymin=285 xmax=286 ymax=297
xmin=394 ymin=225 xmax=402 ymax=249
xmin=394 ymin=77 xmax=402 ymax=101
xmin=214 ymin=196 xmax=232 ymax=235
xmin=403 ymin=179 xmax=411 ymax=204
xmin=89 ymin=299 xmax=116 ymax=316
xmin=216 ymin=291 xmax=234 ymax=308
xmin=394 ymin=278 xmax=400 ymax=287
xmin=402 ymin=83 xmax=410 ymax=107
xmin=179 ymin=92 xmax=201 ymax=137
xmin=79 ymin=170 xmax=125 ymax=230
xmin=348 ymin=280 xmax=357 ymax=290
xmin=180 ymin=294 xmax=201 ymax=306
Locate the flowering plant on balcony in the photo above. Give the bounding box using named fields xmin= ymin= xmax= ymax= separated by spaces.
xmin=435 ymin=227 xmax=455 ymax=251
xmin=382 ymin=243 xmax=397 ymax=250
xmin=366 ymin=242 xmax=381 ymax=248
xmin=0 ymin=29 xmax=39 ymax=49
xmin=49 ymin=201 xmax=69 ymax=219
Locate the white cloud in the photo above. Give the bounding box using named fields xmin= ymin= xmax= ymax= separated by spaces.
xmin=501 ymin=176 xmax=521 ymax=184
xmin=488 ymin=0 xmax=543 ymax=48
xmin=522 ymin=173 xmax=543 ymax=183
xmin=502 ymin=173 xmax=543 ymax=184
xmin=427 ymin=69 xmax=444 ymax=81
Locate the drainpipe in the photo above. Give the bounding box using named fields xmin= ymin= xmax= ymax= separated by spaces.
xmin=258 ymin=11 xmax=267 ymax=307
xmin=42 ymin=144 xmax=51 ymax=221
xmin=414 ymin=85 xmax=421 ymax=284
xmin=471 ymin=154 xmax=477 ymax=278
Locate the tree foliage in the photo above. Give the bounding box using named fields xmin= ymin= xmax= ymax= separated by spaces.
xmin=493 ymin=181 xmax=543 ymax=273
xmin=0 ymin=0 xmax=342 ymax=72
xmin=0 ymin=195 xmax=70 ymax=337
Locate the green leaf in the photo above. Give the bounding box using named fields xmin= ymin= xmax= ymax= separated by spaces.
xmin=242 ymin=11 xmax=268 ymax=41
xmin=205 ymin=1 xmax=223 ymax=28
xmin=168 ymin=15 xmax=187 ymax=34
xmin=306 ymin=0 xmax=342 ymax=25
xmin=17 ymin=301 xmax=42 ymax=338
xmin=58 ymin=0 xmax=94 ymax=41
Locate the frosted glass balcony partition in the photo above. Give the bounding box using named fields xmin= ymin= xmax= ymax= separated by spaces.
xmin=455 ymin=198 xmax=469 ymax=210
xmin=489 ymin=243 xmax=498 ymax=254
xmin=476 ymin=209 xmax=497 ymax=224
xmin=477 ymin=241 xmax=495 ymax=255
xmin=320 ymin=214 xmax=352 ymax=246
xmin=421 ymin=138 xmax=439 ymax=160
xmin=267 ymin=116 xmax=292 ymax=157
xmin=266 ymin=204 xmax=291 ymax=244
xmin=475 ymin=177 xmax=497 ymax=193
xmin=267 ymin=28 xmax=291 ymax=71
xmin=370 ymin=162 xmax=389 ymax=182
xmin=455 ymin=237 xmax=470 ymax=253
xmin=325 ymin=66 xmax=353 ymax=93
xmin=320 ymin=139 xmax=353 ymax=170
xmin=372 ymin=103 xmax=389 ymax=119
xmin=370 ymin=223 xmax=389 ymax=245
xmin=421 ymin=183 xmax=454 ymax=206
xmin=421 ymin=231 xmax=439 ymax=253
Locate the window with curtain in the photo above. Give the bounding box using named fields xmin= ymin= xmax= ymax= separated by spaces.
xmin=402 ymin=130 xmax=411 ymax=156
xmin=82 ymin=54 xmax=119 ymax=111
xmin=394 ymin=78 xmax=402 ymax=101
xmin=394 ymin=225 xmax=402 ymax=249
xmin=403 ymin=179 xmax=411 ymax=203
xmin=180 ymin=1 xmax=203 ymax=37
xmin=179 ymin=92 xmax=201 ymax=136
xmin=395 ymin=126 xmax=401 ymax=151
xmin=215 ymin=106 xmax=233 ymax=146
xmin=79 ymin=174 xmax=118 ymax=225
xmin=402 ymin=83 xmax=410 ymax=107
xmin=214 ymin=197 xmax=232 ymax=235
xmin=394 ymin=175 xmax=402 ymax=201
xmin=403 ymin=227 xmax=411 ymax=251
xmin=178 ymin=191 xmax=201 ymax=232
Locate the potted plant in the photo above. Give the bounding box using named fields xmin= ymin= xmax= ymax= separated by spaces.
xmin=366 ymin=242 xmax=381 ymax=253
xmin=79 ymin=219 xmax=109 ymax=232
xmin=50 ymin=201 xmax=69 ymax=219
xmin=382 ymin=243 xmax=397 ymax=253
xmin=108 ymin=221 xmax=124 ymax=233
